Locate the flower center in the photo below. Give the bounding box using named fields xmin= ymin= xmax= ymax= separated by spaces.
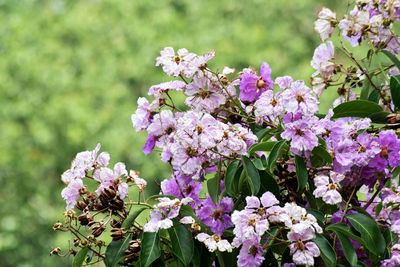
xmin=296 ymin=129 xmax=304 ymax=136
xmin=184 ymin=185 xmax=193 ymax=195
xmin=380 ymin=146 xmax=389 ymax=157
xmin=328 ymin=183 xmax=337 ymax=190
xmin=196 ymin=125 xmax=203 ymax=134
xmin=296 ymin=94 xmax=304 ymax=102
xmin=212 ymin=209 xmax=223 ymax=221
xmin=212 ymin=234 xmax=221 ymax=242
xmin=185 ymin=147 xmax=198 ymax=157
xmin=248 ymin=217 xmax=257 ymax=226
xmin=256 ymin=78 xmax=265 ymax=89
xmin=358 ymin=145 xmax=366 ymax=153
xmin=249 ymin=245 xmax=258 ymax=256
xmin=297 ymin=240 xmax=305 ymax=251
xmin=173 ymin=56 xmax=181 ymax=64
xmin=198 ymin=89 xmax=211 ymax=99
xmin=270 ymin=99 xmax=277 ymax=106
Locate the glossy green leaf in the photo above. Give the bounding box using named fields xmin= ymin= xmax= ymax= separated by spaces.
xmin=346 ymin=213 xmax=386 ymax=256
xmin=360 ymin=77 xmax=371 ymax=100
xmin=192 ymin=240 xmax=213 ymax=267
xmin=208 ymin=161 xmax=222 ymax=204
xmin=241 ymin=155 xmax=260 ymax=195
xmin=258 ymin=170 xmax=280 ymax=199
xmin=105 ymin=233 xmax=132 ymax=267
xmin=295 ymin=155 xmax=308 ymax=191
xmin=381 ymin=50 xmax=400 ymax=70
xmin=122 ymin=207 xmax=148 ymax=229
xmin=72 ymin=247 xmax=89 ymax=267
xmin=332 ymin=100 xmax=383 ymax=119
xmin=369 ymin=111 xmax=390 ymax=124
xmin=369 ymin=89 xmax=380 ymax=103
xmin=266 ymin=140 xmax=286 ymax=171
xmin=335 ymin=231 xmax=357 ymax=266
xmin=225 ymin=160 xmax=240 ymax=195
xmin=248 ymin=141 xmax=277 ymax=155
xmin=262 ymin=249 xmax=279 ymax=267
xmin=312 ymin=146 xmax=332 ymax=164
xmin=168 ymin=219 xmax=194 ymax=266
xmin=390 ymin=75 xmax=400 ymax=110
xmin=314 ymin=233 xmax=337 ymax=267
xmin=137 ymin=232 xmax=161 ymax=267
xmin=325 ymin=223 xmax=363 ymax=244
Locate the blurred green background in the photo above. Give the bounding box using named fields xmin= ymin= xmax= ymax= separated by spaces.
xmin=0 ymin=0 xmax=343 ymax=266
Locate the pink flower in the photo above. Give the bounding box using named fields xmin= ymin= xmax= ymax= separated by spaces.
xmin=239 ymin=62 xmax=273 ymax=102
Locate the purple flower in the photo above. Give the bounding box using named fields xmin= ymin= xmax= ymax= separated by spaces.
xmin=131 ymin=97 xmax=155 ymax=132
xmin=314 ymin=8 xmax=336 ymax=41
xmin=142 ymin=135 xmax=156 ymax=155
xmin=197 ymin=196 xmax=233 ymax=235
xmin=237 ymin=238 xmax=265 ymax=267
xmin=311 ymin=41 xmax=335 ymax=80
xmin=281 ymin=117 xmax=319 ymax=154
xmin=148 ymin=80 xmax=186 ymax=99
xmin=160 ymin=174 xmax=202 ymax=204
xmin=93 ymin=162 xmax=129 ymax=198
xmin=254 ymin=90 xmax=282 ymax=123
xmin=239 ymin=62 xmax=273 ymax=102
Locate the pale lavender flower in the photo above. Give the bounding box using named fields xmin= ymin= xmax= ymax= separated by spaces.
xmin=289 ymin=241 xmax=320 ymax=266
xmin=311 ymin=41 xmax=335 ymax=80
xmin=314 ymin=7 xmax=337 ymax=41
xmin=275 ymin=76 xmax=293 ymax=89
xmin=254 ymin=90 xmax=282 ymax=123
xmin=313 ymin=171 xmax=344 ymax=205
xmin=279 ymin=80 xmax=319 ymax=116
xmin=155 ymin=47 xmax=197 ymax=77
xmin=148 ymin=80 xmax=186 ymax=99
xmin=94 ymin=162 xmax=128 ymax=198
xmin=131 ymin=97 xmax=155 ymax=132
xmin=61 ymin=179 xmax=84 ymax=210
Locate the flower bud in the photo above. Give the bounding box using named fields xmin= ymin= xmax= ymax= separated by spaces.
xmin=53 ymin=222 xmax=63 ymax=231
xmin=79 ymin=239 xmax=89 ymax=248
xmin=49 ymin=247 xmax=61 ymax=256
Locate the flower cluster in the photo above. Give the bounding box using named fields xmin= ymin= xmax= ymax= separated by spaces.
xmin=54 ymin=1 xmax=400 ymax=266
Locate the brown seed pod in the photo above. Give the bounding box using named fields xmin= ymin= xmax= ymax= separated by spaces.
xmin=110 ymin=228 xmax=125 ymax=241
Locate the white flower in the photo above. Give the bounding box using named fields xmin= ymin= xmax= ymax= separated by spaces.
xmin=179 ymin=216 xmax=195 ymax=224
xmin=195 ymin=233 xmax=233 ymax=252
xmin=314 ymin=8 xmax=336 ymax=41
xmin=313 ymin=171 xmax=345 ymax=205
xmin=130 ymin=170 xmax=147 ymax=191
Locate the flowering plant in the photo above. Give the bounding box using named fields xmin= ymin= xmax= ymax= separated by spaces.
xmin=52 ymin=1 xmax=400 ymax=266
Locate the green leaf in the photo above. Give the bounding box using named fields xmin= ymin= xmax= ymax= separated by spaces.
xmin=261 ymin=249 xmax=279 ymax=267
xmin=225 ymin=160 xmax=240 ymax=195
xmin=369 ymin=111 xmax=390 ymax=124
xmin=168 ymin=219 xmax=194 ymax=266
xmin=369 ymin=89 xmax=380 ymax=103
xmin=381 ymin=50 xmax=400 ymax=70
xmin=260 ymin=226 xmax=279 ymax=248
xmin=266 ymin=140 xmax=286 ymax=171
xmin=193 ymin=240 xmax=213 ymax=267
xmin=332 ymin=100 xmax=383 ymax=119
xmin=335 ymin=231 xmax=357 ymax=266
xmin=294 ymin=155 xmax=308 ymax=191
xmin=325 ymin=223 xmax=363 ymax=244
xmin=346 ymin=213 xmax=386 ymax=256
xmin=314 ymin=233 xmax=337 ymax=267
xmin=241 ymin=155 xmax=261 ymax=195
xmin=360 ymin=77 xmax=371 ymax=100
xmin=258 ymin=170 xmax=280 ymax=199
xmin=138 ymin=232 xmax=161 ymax=267
xmin=208 ymin=161 xmax=222 ymax=204
xmin=248 ymin=141 xmax=277 ymax=155
xmin=105 ymin=233 xmax=132 ymax=267
xmin=312 ymin=146 xmax=332 ymax=164
xmin=72 ymin=247 xmax=89 ymax=267
xmin=232 ymin=165 xmax=243 ymax=194
xmin=390 ymin=75 xmax=400 ymax=110
xmin=122 ymin=207 xmax=148 ymax=229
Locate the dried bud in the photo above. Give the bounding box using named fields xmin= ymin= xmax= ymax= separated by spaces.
xmin=64 ymin=210 xmax=76 ymax=219
xmin=110 ymin=219 xmax=122 ymax=228
xmin=103 ymin=187 xmax=117 ymax=200
xmin=95 ymin=201 xmax=107 ymax=211
xmin=79 ymin=239 xmax=89 ymax=248
xmin=53 ymin=222 xmax=63 ymax=231
xmin=78 ymin=213 xmax=93 ymax=226
xmin=96 ymin=240 xmax=105 ymax=247
xmin=386 ymin=113 xmax=400 ymax=129
xmin=110 ymin=228 xmax=125 ymax=241
xmin=75 ymin=201 xmax=87 ymax=211
xmin=110 ymin=197 xmax=124 ymax=211
xmin=69 ymin=248 xmax=78 ymax=256
xmin=87 ymin=235 xmax=96 ymax=242
xmin=128 ymin=240 xmax=141 ymax=253
xmin=49 ymin=247 xmax=61 ymax=256
xmin=191 ymin=223 xmax=201 ymax=233
xmin=92 ymin=225 xmax=106 ymax=237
